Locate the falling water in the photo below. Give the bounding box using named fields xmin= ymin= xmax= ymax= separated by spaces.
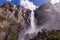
xmin=18 ymin=0 xmax=38 ymax=40
xmin=31 ymin=10 xmax=35 ymax=28
xmin=26 ymin=10 xmax=36 ymax=34
xmin=18 ymin=10 xmax=36 ymax=40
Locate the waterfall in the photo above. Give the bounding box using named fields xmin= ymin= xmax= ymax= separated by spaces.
xmin=18 ymin=10 xmax=36 ymax=40
xmin=27 ymin=10 xmax=36 ymax=34
xmin=31 ymin=10 xmax=35 ymax=28
xmin=18 ymin=0 xmax=38 ymax=40
xmin=25 ymin=10 xmax=36 ymax=34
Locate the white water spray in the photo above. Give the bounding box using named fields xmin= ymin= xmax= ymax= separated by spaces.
xmin=20 ymin=0 xmax=38 ymax=34
xmin=31 ymin=10 xmax=35 ymax=30
xmin=18 ymin=0 xmax=38 ymax=40
xmin=27 ymin=10 xmax=35 ymax=34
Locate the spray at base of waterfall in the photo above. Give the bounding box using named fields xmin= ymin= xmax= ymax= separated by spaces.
xmin=18 ymin=0 xmax=45 ymax=40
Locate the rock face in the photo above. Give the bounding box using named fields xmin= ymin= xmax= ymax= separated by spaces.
xmin=0 ymin=3 xmax=31 ymax=40
xmin=35 ymin=2 xmax=60 ymax=30
xmin=31 ymin=2 xmax=60 ymax=40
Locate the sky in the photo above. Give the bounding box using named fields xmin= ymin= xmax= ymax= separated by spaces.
xmin=0 ymin=0 xmax=50 ymax=7
xmin=0 ymin=0 xmax=20 ymax=5
xmin=0 ymin=0 xmax=60 ymax=8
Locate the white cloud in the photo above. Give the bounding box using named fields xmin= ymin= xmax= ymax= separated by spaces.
xmin=20 ymin=0 xmax=38 ymax=10
xmin=51 ymin=0 xmax=60 ymax=4
xmin=6 ymin=0 xmax=12 ymax=2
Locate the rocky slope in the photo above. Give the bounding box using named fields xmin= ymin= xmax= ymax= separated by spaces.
xmin=35 ymin=2 xmax=60 ymax=30
xmin=0 ymin=3 xmax=31 ymax=40
xmin=31 ymin=2 xmax=60 ymax=40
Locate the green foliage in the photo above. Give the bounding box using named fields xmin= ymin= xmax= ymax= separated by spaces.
xmin=47 ymin=36 xmax=57 ymax=40
xmin=8 ymin=34 xmax=16 ymax=40
xmin=31 ymin=30 xmax=60 ymax=40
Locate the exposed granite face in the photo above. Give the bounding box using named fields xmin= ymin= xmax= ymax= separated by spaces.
xmin=35 ymin=2 xmax=60 ymax=30
xmin=31 ymin=2 xmax=60 ymax=40
xmin=0 ymin=3 xmax=31 ymax=40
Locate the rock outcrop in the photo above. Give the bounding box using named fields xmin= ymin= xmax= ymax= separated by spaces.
xmin=31 ymin=2 xmax=60 ymax=40
xmin=0 ymin=3 xmax=31 ymax=40
xmin=35 ymin=2 xmax=60 ymax=30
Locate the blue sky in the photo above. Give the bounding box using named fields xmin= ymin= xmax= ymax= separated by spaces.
xmin=30 ymin=0 xmax=50 ymax=6
xmin=0 ymin=0 xmax=50 ymax=7
xmin=0 ymin=0 xmax=20 ymax=5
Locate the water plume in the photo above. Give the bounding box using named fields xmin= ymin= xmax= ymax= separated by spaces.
xmin=18 ymin=0 xmax=38 ymax=40
xmin=20 ymin=0 xmax=38 ymax=34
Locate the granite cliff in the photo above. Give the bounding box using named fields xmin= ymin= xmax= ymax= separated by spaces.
xmin=0 ymin=3 xmax=31 ymax=40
